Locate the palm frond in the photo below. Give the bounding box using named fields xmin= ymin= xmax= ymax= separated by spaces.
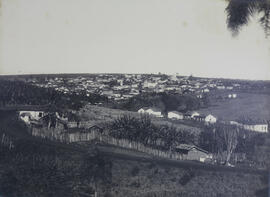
xmin=226 ymin=0 xmax=258 ymax=35
xmin=258 ymin=1 xmax=270 ymax=36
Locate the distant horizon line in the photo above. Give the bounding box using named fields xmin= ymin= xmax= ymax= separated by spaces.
xmin=0 ymin=72 xmax=269 ymax=82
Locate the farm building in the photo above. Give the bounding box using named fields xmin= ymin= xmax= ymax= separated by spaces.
xmin=205 ymin=114 xmax=217 ymax=124
xmin=138 ymin=107 xmax=163 ymax=118
xmin=230 ymin=120 xmax=268 ymax=133
xmin=184 ymin=111 xmax=200 ymax=120
xmin=183 ymin=114 xmax=191 ymax=120
xmin=193 ymin=115 xmax=206 ymax=122
xmin=175 ymin=144 xmax=212 ymax=162
xmin=190 ymin=111 xmax=200 ymax=118
xmin=228 ymin=93 xmax=237 ymax=99
xmin=240 ymin=122 xmax=268 ymax=133
xmin=138 ymin=107 xmax=148 ymax=114
xmin=19 ymin=110 xmax=46 ymax=124
xmin=168 ymin=111 xmax=184 ymax=120
xmin=217 ymin=86 xmax=225 ymax=90
xmin=202 ymin=88 xmax=210 ymax=93
xmin=226 ymin=86 xmax=234 ymax=90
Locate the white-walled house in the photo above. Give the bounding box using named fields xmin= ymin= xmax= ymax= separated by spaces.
xmin=228 ymin=93 xmax=237 ymax=99
xmin=232 ymin=93 xmax=237 ymax=98
xmin=217 ymin=86 xmax=225 ymax=90
xmin=184 ymin=111 xmax=200 ymax=120
xmin=19 ymin=110 xmax=45 ymax=124
xmin=138 ymin=108 xmax=147 ymax=114
xmin=146 ymin=108 xmax=163 ymax=118
xmin=191 ymin=111 xmax=200 ymax=118
xmin=168 ymin=111 xmax=184 ymax=120
xmin=240 ymin=123 xmax=268 ymax=133
xmin=226 ymin=86 xmax=234 ymax=90
xmin=143 ymin=81 xmax=157 ymax=89
xmin=229 ymin=121 xmax=240 ymax=125
xmin=202 ymin=88 xmax=210 ymax=93
xmin=205 ymin=114 xmax=217 ymax=124
xmin=138 ymin=107 xmax=163 ymax=118
xmin=230 ymin=120 xmax=268 ymax=133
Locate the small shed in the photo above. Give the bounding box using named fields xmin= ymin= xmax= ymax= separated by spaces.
xmin=175 ymin=144 xmax=212 ymax=162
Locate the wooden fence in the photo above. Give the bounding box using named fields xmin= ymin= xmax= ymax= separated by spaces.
xmin=29 ymin=127 xmax=211 ymax=162
xmin=0 ymin=133 xmax=14 ymax=150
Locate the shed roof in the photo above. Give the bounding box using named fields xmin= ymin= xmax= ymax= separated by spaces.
xmin=175 ymin=144 xmax=209 ymax=154
xmin=168 ymin=111 xmax=183 ymax=115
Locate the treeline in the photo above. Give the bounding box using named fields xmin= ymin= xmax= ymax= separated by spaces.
xmin=107 ymin=114 xmax=195 ymax=150
xmin=118 ymin=92 xmax=208 ymax=113
xmin=0 ymin=80 xmax=108 ymax=110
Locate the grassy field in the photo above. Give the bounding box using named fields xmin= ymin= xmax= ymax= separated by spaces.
xmin=80 ymin=142 xmax=269 ymax=197
xmin=108 ymin=156 xmax=268 ymax=197
xmin=78 ymin=104 xmax=202 ymax=134
xmin=198 ymin=93 xmax=270 ymax=121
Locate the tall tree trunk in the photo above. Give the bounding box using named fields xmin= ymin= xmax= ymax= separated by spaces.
xmin=225 ymin=150 xmax=232 ymax=165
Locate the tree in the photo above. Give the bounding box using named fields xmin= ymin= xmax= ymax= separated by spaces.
xmin=199 ymin=127 xmax=217 ymax=153
xmin=226 ymin=0 xmax=270 ymax=36
xmin=216 ymin=124 xmax=239 ymax=165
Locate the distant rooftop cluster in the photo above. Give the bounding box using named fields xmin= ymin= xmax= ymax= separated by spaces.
xmin=26 ymin=73 xmax=244 ymax=101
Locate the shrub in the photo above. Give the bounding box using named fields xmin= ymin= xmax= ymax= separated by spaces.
xmin=130 ymin=181 xmax=140 ymax=188
xmin=130 ymin=166 xmax=140 ymax=176
xmin=179 ymin=168 xmax=195 ymax=186
xmin=147 ymin=162 xmax=156 ymax=169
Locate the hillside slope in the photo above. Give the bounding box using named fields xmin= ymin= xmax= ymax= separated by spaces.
xmin=107 ymin=156 xmax=268 ymax=197
xmin=0 ymin=110 xmax=268 ymax=197
xmin=78 ymin=104 xmax=202 ymax=134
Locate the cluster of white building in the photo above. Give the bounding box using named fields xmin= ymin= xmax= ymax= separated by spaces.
xmin=228 ymin=93 xmax=237 ymax=98
xmin=138 ymin=107 xmax=268 ymax=133
xmin=19 ymin=110 xmax=45 ymax=123
xmin=17 ymin=105 xmax=268 ymax=135
xmin=31 ymin=74 xmax=244 ymax=103
xmin=138 ymin=108 xmax=217 ymax=124
xmin=229 ymin=120 xmax=268 ymax=133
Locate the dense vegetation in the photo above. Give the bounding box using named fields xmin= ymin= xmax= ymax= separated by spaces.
xmin=0 ymin=139 xmax=112 ymax=197
xmin=199 ymin=123 xmax=270 ymax=169
xmin=108 ymin=115 xmax=270 ymax=169
xmin=0 ymin=80 xmax=108 ymax=110
xmin=0 ymin=111 xmax=112 ymax=197
xmin=108 ymin=114 xmax=195 ymax=150
xmin=118 ymin=92 xmax=207 ymax=113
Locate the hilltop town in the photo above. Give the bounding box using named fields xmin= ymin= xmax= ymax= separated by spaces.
xmin=14 ymin=73 xmax=267 ymax=101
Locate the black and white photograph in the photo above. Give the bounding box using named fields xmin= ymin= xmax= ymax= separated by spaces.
xmin=0 ymin=0 xmax=270 ymax=196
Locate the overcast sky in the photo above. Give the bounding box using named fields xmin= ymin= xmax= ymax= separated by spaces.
xmin=0 ymin=0 xmax=270 ymax=80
